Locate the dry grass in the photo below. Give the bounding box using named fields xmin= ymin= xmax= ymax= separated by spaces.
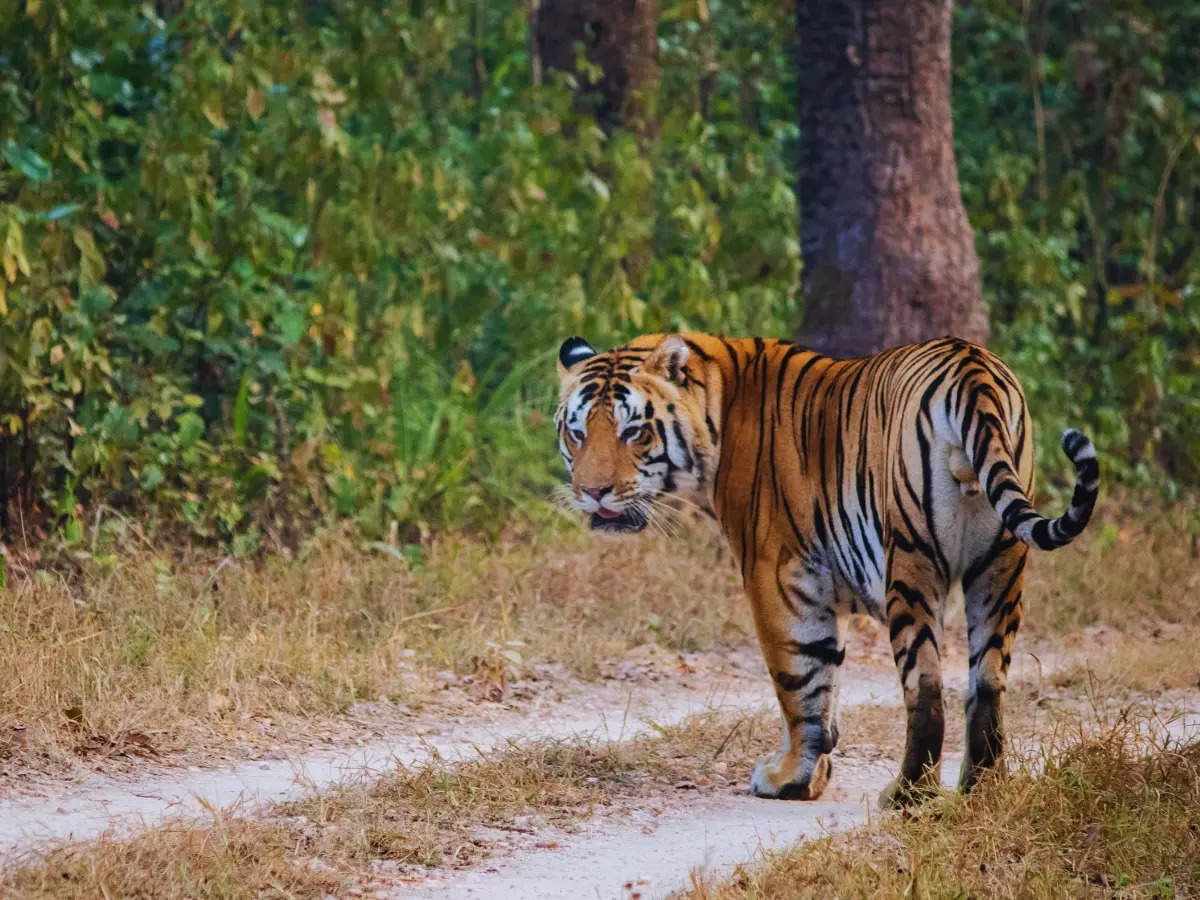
xmin=1097 ymin=631 xmax=1200 ymax=694
xmin=279 ymin=707 xmax=783 ymax=868
xmin=5 ymin=626 xmax=1196 ymax=897
xmin=1 ymin=707 xmax=783 ymax=898
xmin=1021 ymin=493 xmax=1200 ymax=634
xmin=8 ymin=669 xmax=1192 ymax=899
xmin=1 ymin=814 xmax=350 ymax=900
xmin=1049 ymin=627 xmax=1200 ymax=696
xmin=0 ymin=492 xmax=1192 ymax=769
xmin=0 ymin=522 xmax=744 ymax=765
xmin=685 ymin=718 xmax=1200 ymax=900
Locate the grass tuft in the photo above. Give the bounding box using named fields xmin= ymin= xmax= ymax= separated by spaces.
xmin=0 ymin=524 xmax=743 ymax=766
xmin=1022 ymin=493 xmax=1200 ymax=634
xmin=686 ymin=718 xmax=1200 ymax=899
xmin=1 ymin=708 xmax=782 ymax=898
xmin=0 ymin=494 xmax=1192 ymax=773
xmin=4 ymin=812 xmax=348 ymax=900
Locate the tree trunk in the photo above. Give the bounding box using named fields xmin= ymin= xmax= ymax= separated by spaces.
xmin=535 ymin=0 xmax=660 ymax=134
xmin=794 ymin=0 xmax=987 ymax=357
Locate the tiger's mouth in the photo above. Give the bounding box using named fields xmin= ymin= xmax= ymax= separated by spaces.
xmin=589 ymin=507 xmax=648 ymax=534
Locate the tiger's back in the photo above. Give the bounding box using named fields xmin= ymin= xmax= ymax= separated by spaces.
xmin=555 ymin=333 xmax=1098 ymax=806
xmin=713 ymin=338 xmax=1031 ymax=608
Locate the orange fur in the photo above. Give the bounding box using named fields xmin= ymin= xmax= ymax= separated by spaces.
xmin=556 ymin=333 xmax=1098 ymax=805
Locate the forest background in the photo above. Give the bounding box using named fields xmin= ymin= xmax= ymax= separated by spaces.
xmin=1 ymin=0 xmax=1197 ymax=558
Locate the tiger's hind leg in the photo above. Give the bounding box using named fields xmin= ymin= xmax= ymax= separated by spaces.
xmin=959 ymin=534 xmax=1027 ymax=792
xmin=746 ymin=558 xmax=842 ymax=801
xmin=879 ymin=546 xmax=946 ymax=809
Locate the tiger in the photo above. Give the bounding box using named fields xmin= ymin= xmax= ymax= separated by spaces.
xmin=554 ymin=332 xmax=1098 ymax=807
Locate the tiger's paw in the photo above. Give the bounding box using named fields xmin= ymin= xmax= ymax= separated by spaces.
xmin=877 ymin=772 xmax=940 ymax=810
xmin=749 ymin=751 xmax=832 ymax=801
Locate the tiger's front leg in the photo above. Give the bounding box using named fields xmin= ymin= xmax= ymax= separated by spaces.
xmin=745 ymin=558 xmax=842 ymax=800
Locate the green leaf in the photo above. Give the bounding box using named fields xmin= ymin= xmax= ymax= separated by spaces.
xmin=2 ymin=141 xmax=52 ymax=182
xmin=42 ymin=203 xmax=82 ymax=222
xmin=78 ymin=287 xmax=114 ymax=317
xmin=73 ymin=227 xmax=104 ymax=289
xmin=141 ymin=464 xmax=165 ymax=490
xmin=176 ymin=412 xmax=205 ymax=447
xmin=277 ymin=308 xmax=305 ymax=345
xmin=254 ymin=208 xmax=309 ymax=248
xmin=239 ymin=464 xmax=272 ymax=501
xmin=88 ymin=73 xmax=133 ymax=103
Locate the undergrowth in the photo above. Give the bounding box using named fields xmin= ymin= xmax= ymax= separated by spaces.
xmin=0 ymin=520 xmax=744 ymax=765
xmin=0 ymin=495 xmax=1193 ymax=767
xmin=2 ymin=709 xmax=782 ymax=898
xmin=688 ymin=718 xmax=1200 ymax=899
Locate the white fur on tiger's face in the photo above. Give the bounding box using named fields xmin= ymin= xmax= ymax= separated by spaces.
xmin=555 ymin=336 xmax=716 ymax=534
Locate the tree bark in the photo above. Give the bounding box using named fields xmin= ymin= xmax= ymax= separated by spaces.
xmin=535 ymin=0 xmax=660 ymax=134
xmin=794 ymin=0 xmax=987 ymax=357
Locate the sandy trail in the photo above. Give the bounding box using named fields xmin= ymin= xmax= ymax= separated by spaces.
xmin=404 ymin=712 xmax=1200 ymax=900
xmin=388 ymin=642 xmax=1012 ymax=900
xmin=391 ymin=660 xmax=912 ymax=900
xmin=0 ymin=643 xmax=903 ymax=860
xmin=397 ymin=752 xmax=945 ymax=900
xmin=395 ymin=645 xmax=1200 ymax=900
xmin=0 ymin=627 xmax=1097 ymax=885
xmin=0 ymin=677 xmax=757 ymax=857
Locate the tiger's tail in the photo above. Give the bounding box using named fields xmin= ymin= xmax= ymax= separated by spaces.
xmin=964 ymin=393 xmax=1099 ymax=550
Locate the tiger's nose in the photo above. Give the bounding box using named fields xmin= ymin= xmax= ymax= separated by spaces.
xmin=580 ymin=485 xmax=611 ymax=502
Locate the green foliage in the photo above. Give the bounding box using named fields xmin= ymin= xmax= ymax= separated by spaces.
xmin=0 ymin=0 xmax=1194 ymax=549
xmin=955 ymin=0 xmax=1200 ymax=490
xmin=0 ymin=0 xmax=797 ymax=546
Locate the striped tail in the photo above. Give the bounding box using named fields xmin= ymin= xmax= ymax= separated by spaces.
xmin=992 ymin=429 xmax=1100 ymax=551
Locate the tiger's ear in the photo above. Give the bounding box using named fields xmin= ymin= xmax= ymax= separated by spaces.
xmin=639 ymin=335 xmax=690 ymax=384
xmin=558 ymin=336 xmax=597 ymax=378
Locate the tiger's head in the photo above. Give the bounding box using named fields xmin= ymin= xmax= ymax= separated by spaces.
xmin=554 ymin=334 xmax=720 ymax=534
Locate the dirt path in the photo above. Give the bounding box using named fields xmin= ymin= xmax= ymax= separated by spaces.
xmin=402 ymin=714 xmax=1200 ymax=900
xmin=0 ymin=615 xmax=923 ymax=858
xmin=0 ymin=674 xmax=763 ymax=856
xmin=384 ymin=636 xmax=1034 ymax=900
xmin=2 ymin=640 xmax=910 ymax=859
xmin=397 ymin=751 xmax=944 ymax=900
xmin=392 ymin=643 xmax=1200 ymax=900
xmin=0 ymin=624 xmax=1107 ymax=890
